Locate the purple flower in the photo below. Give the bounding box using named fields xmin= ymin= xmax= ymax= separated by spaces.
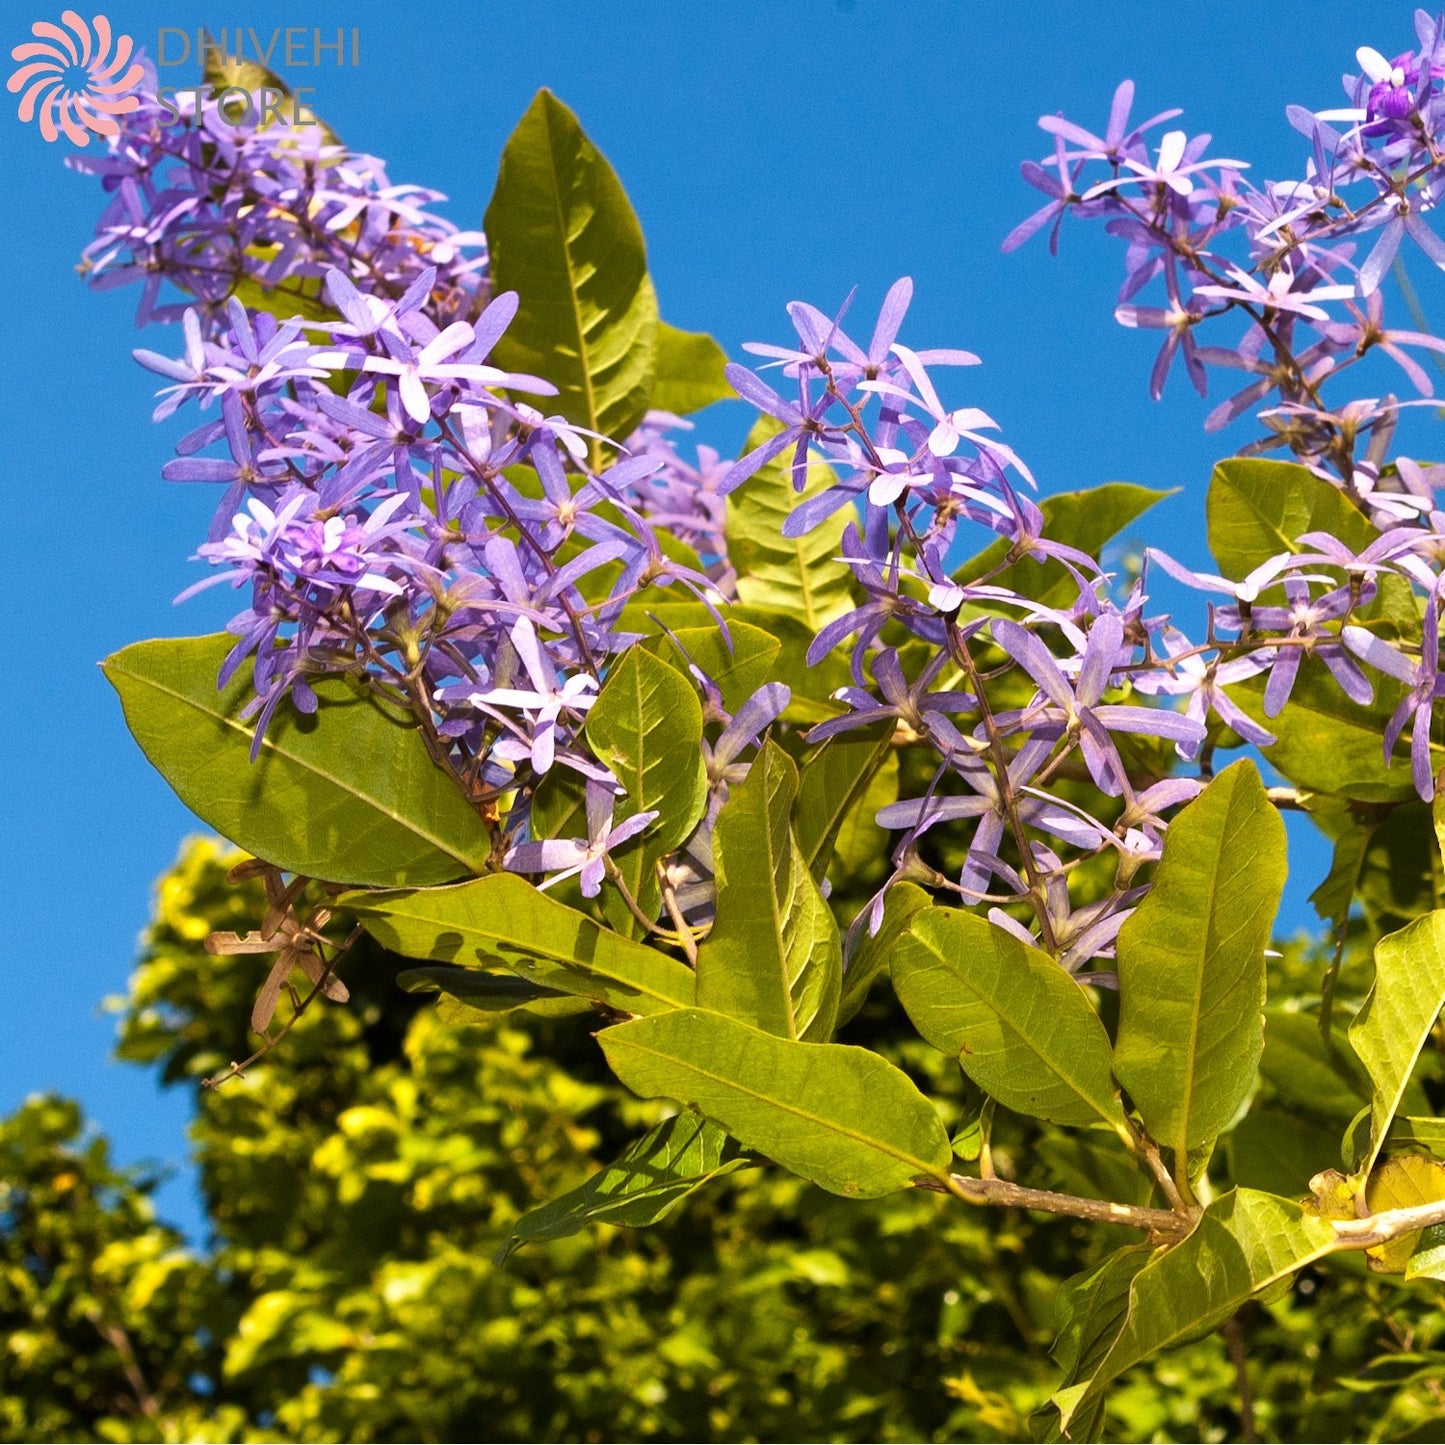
xmin=1081 ymin=129 xmax=1248 ymax=200
xmin=355 ymin=321 xmax=521 ymax=425
xmin=1343 ymin=596 xmax=1443 ymax=800
xmin=468 ymin=617 xmax=600 ymax=775
xmin=876 ymin=740 xmax=1098 ymax=901
xmin=990 ymin=614 xmax=1205 ymax=794
xmin=504 ymin=780 xmax=658 ymax=897
xmin=718 ymin=366 xmax=838 ymax=494
xmin=1131 ymin=627 xmax=1275 ymax=756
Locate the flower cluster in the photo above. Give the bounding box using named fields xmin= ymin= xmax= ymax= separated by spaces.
xmin=69 ymin=73 xmax=488 ymax=335
xmin=79 ymin=22 xmax=1445 ymax=978
xmin=1007 ymin=13 xmax=1445 ymax=498
xmin=77 ymin=77 xmax=756 ymax=917
xmin=724 ymin=260 xmax=1445 ymax=976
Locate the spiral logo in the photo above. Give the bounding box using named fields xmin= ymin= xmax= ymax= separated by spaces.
xmin=8 ymin=11 xmax=142 ymax=145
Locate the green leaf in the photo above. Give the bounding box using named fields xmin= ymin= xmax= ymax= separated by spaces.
xmin=1310 ymin=815 xmax=1371 ymax=925
xmin=616 ymin=600 xmax=853 ymax=722
xmin=599 ymin=1008 xmax=952 ymax=1197
xmin=1055 ymin=1190 xmax=1338 ymax=1431
xmin=1349 ymin=911 xmax=1445 ymax=1179
xmin=727 ymin=420 xmax=856 ymax=629
xmin=103 ymin=634 xmax=488 ymax=887
xmin=829 ymin=747 xmax=898 ymax=879
xmin=497 ymin=1113 xmax=748 ymax=1262
xmin=1388 ymin=1117 xmax=1445 ymax=1152
xmin=485 ymin=90 xmax=658 ymax=457
xmin=1207 ymin=458 xmax=1377 ymax=578
xmin=650 ymin=321 xmax=733 ymax=415
xmin=793 ymin=721 xmax=895 ymax=881
xmin=395 ymin=965 xmax=566 ymax=1011
xmin=1311 ymin=798 xmax=1445 ymax=936
xmin=1259 ymin=1010 xmax=1369 ymax=1123
xmin=1228 ymin=1108 xmax=1345 ymax=1198
xmin=1114 ymin=762 xmax=1285 ymax=1162
xmin=838 ymin=882 xmax=930 ymax=1027
xmin=347 ymin=873 xmax=695 ymax=1017
xmin=1035 ymin=1245 xmax=1155 ymax=1441
xmin=1407 ymin=1222 xmax=1445 ymax=1282
xmin=585 ymin=648 xmax=707 ymax=931
xmin=892 ymin=908 xmax=1127 ymax=1130
xmin=956 ymin=483 xmax=1169 ymax=610
xmin=641 ymin=622 xmax=781 ymax=716
xmin=528 ymin=766 xmax=588 ymax=848
xmin=696 ymin=743 xmax=841 ymax=1041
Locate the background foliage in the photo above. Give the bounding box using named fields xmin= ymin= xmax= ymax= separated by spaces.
xmin=3 ymin=840 xmax=1444 ymax=1444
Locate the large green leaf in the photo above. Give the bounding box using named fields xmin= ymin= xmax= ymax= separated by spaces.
xmin=956 ymin=483 xmax=1169 ymax=610
xmin=727 ymin=420 xmax=856 ymax=629
xmin=1207 ymin=457 xmax=1377 ymax=578
xmin=497 ymin=1113 xmax=749 ymax=1261
xmin=650 ymin=321 xmax=733 ymax=415
xmin=838 ymin=883 xmax=930 ymax=1026
xmin=892 ymin=908 xmax=1127 ymax=1130
xmin=640 ymin=622 xmax=781 ymax=716
xmin=485 ymin=90 xmax=658 ymax=456
xmin=599 ymin=1009 xmax=952 ymax=1197
xmin=1054 ymin=1190 xmax=1338 ymax=1432
xmin=585 ymin=648 xmax=707 ymax=932
xmin=793 ymin=722 xmax=895 ymax=881
xmin=1114 ymin=762 xmax=1285 ymax=1163
xmin=347 ymin=873 xmax=695 ymax=1017
xmin=696 ymin=743 xmax=841 ymax=1042
xmin=103 ymin=634 xmax=487 ymax=887
xmin=1349 ymin=911 xmax=1445 ymax=1179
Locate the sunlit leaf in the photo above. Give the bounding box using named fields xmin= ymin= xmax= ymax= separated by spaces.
xmin=347 ymin=873 xmax=695 ymax=1017
xmin=893 ymin=907 xmax=1127 ymax=1130
xmin=600 ymin=1008 xmax=952 ymax=1197
xmin=696 ymin=743 xmax=841 ymax=1042
xmin=1114 ymin=762 xmax=1285 ymax=1163
xmin=103 ymin=634 xmax=488 ymax=887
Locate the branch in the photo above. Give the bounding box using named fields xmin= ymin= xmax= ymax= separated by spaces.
xmin=919 ymin=1172 xmax=1191 ymax=1238
xmin=1331 ymin=1198 xmax=1445 ymax=1249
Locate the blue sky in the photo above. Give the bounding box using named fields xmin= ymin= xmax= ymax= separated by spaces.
xmin=0 ymin=0 xmax=1423 ymax=1232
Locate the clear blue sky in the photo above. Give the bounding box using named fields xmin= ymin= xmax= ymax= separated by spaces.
xmin=0 ymin=0 xmax=1422 ymax=1232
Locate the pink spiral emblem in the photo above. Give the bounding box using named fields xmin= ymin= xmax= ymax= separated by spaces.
xmin=8 ymin=10 xmax=142 ymax=145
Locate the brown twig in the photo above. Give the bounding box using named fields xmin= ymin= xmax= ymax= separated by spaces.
xmin=918 ymin=1172 xmax=1191 ymax=1239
